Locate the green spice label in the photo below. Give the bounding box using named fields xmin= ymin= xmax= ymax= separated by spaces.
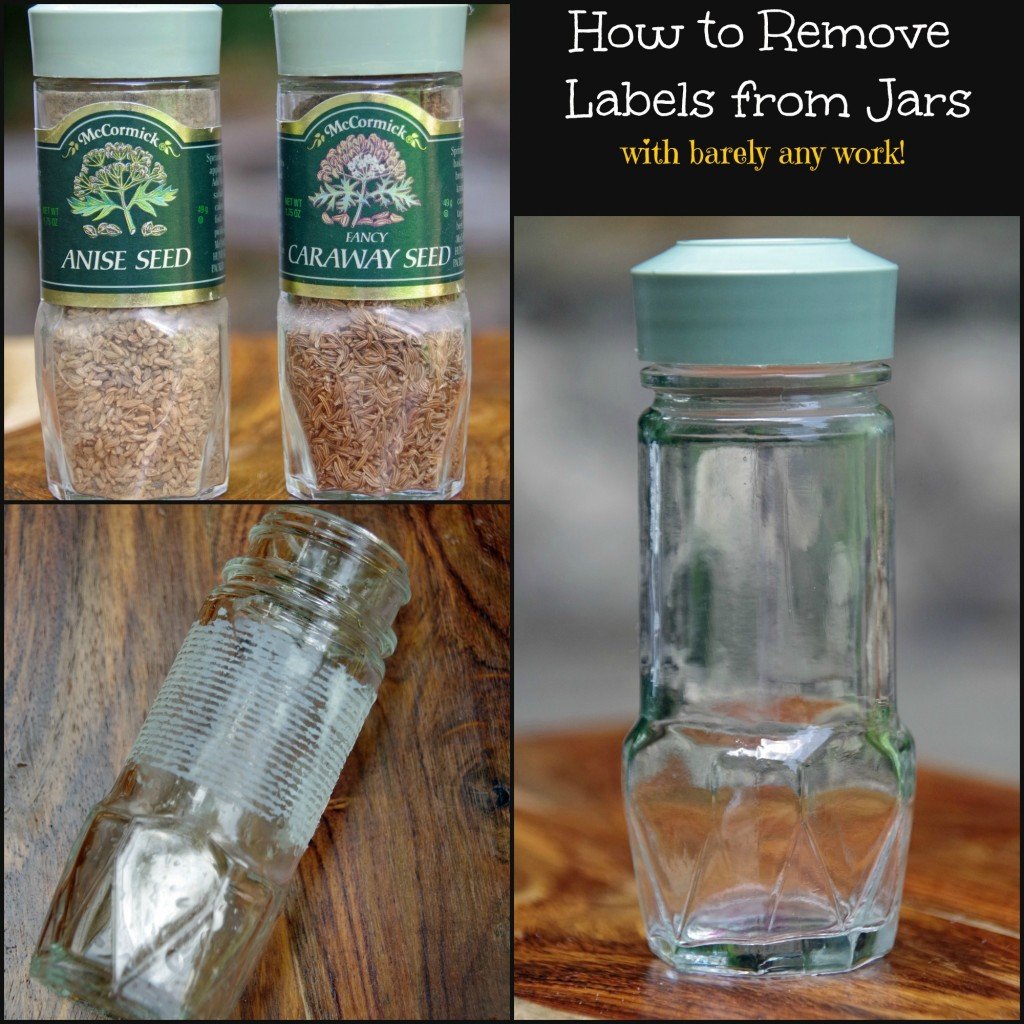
xmin=36 ymin=103 xmax=225 ymax=307
xmin=279 ymin=92 xmax=464 ymax=299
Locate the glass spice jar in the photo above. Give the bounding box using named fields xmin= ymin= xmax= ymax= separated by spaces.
xmin=624 ymin=239 xmax=915 ymax=976
xmin=29 ymin=4 xmax=229 ymax=500
xmin=32 ymin=506 xmax=411 ymax=1019
xmin=274 ymin=4 xmax=471 ymax=500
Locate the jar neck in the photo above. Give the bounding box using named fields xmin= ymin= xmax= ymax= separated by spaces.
xmin=641 ymin=361 xmax=890 ymax=411
xmin=278 ymin=71 xmax=462 ymax=88
xmin=35 ymin=77 xmax=218 ymax=89
xmin=33 ymin=78 xmax=221 ymax=131
xmin=276 ymin=71 xmax=463 ymax=121
xmin=205 ymin=507 xmax=410 ymax=669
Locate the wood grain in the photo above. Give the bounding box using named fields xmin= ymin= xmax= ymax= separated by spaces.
xmin=3 ymin=330 xmax=510 ymax=500
xmin=3 ymin=504 xmax=510 ymax=1021
xmin=515 ymin=728 xmax=1020 ymax=1021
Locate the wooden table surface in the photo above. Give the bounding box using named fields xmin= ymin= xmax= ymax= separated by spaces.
xmin=4 ymin=504 xmax=510 ymax=1021
xmin=514 ymin=728 xmax=1020 ymax=1021
xmin=3 ymin=330 xmax=510 ymax=500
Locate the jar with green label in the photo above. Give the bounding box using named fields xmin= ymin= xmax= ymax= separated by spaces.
xmin=29 ymin=4 xmax=229 ymax=501
xmin=274 ymin=3 xmax=471 ymax=500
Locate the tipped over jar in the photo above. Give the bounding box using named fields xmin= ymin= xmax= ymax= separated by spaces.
xmin=32 ymin=506 xmax=410 ymax=1019
xmin=624 ymin=239 xmax=915 ymax=976
xmin=29 ymin=4 xmax=229 ymax=500
xmin=274 ymin=4 xmax=471 ymax=500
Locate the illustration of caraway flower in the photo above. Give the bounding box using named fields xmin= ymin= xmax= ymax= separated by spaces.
xmin=308 ymin=133 xmax=420 ymax=227
xmin=68 ymin=142 xmax=177 ymax=236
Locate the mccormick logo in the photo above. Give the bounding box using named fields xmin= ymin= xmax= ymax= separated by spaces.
xmin=328 ymin=114 xmax=408 ymax=139
xmin=63 ymin=122 xmax=177 ymax=157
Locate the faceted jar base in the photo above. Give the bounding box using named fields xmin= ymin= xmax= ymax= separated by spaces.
xmin=32 ymin=945 xmax=167 ymax=1020
xmin=648 ymin=915 xmax=898 ymax=977
xmin=46 ymin=480 xmax=229 ymax=502
xmin=284 ymin=475 xmax=464 ymax=501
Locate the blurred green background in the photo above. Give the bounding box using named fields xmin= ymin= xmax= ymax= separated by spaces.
xmin=515 ymin=215 xmax=1020 ymax=781
xmin=3 ymin=3 xmax=509 ymax=333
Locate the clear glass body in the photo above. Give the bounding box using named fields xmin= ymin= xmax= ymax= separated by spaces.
xmin=624 ymin=363 xmax=914 ymax=976
xmin=32 ymin=508 xmax=410 ymax=1018
xmin=277 ymin=72 xmax=470 ymax=500
xmin=34 ymin=77 xmax=229 ymax=500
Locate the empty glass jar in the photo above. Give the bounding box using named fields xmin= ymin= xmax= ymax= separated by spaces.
xmin=29 ymin=4 xmax=229 ymax=500
xmin=624 ymin=239 xmax=914 ymax=976
xmin=32 ymin=506 xmax=410 ymax=1018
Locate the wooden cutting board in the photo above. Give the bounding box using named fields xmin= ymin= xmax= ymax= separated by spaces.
xmin=4 ymin=503 xmax=510 ymax=1020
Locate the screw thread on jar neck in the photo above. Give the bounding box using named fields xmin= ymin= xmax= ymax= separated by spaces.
xmin=641 ymin=361 xmax=891 ymax=397
xmin=210 ymin=507 xmax=410 ymax=666
xmin=638 ymin=364 xmax=888 ymax=415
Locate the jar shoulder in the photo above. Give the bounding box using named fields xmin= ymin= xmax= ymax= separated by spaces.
xmin=277 ymin=292 xmax=469 ymax=331
xmin=36 ymin=299 xmax=229 ymax=346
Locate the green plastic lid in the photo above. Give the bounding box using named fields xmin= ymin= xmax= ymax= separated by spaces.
xmin=632 ymin=238 xmax=897 ymax=365
xmin=29 ymin=4 xmax=222 ymax=79
xmin=273 ymin=4 xmax=468 ymax=77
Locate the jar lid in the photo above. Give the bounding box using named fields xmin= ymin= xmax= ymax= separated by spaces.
xmin=273 ymin=4 xmax=468 ymax=76
xmin=29 ymin=4 xmax=222 ymax=79
xmin=632 ymin=238 xmax=897 ymax=365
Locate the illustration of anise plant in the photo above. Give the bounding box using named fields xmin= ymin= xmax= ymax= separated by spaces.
xmin=69 ymin=142 xmax=177 ymax=236
xmin=309 ymin=133 xmax=420 ymax=227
